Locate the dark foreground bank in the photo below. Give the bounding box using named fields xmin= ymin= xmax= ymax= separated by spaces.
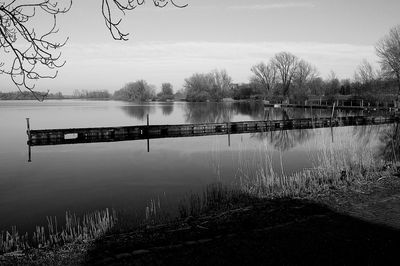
xmin=2 ymin=178 xmax=400 ymax=266
xmin=82 ymin=176 xmax=400 ymax=266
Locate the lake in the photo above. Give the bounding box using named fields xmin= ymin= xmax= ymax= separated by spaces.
xmin=0 ymin=100 xmax=394 ymax=232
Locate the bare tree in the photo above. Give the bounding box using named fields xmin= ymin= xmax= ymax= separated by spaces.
xmin=272 ymin=52 xmax=299 ymax=99
xmin=0 ymin=0 xmax=71 ymax=100
xmin=210 ymin=69 xmax=232 ymax=100
xmin=294 ymin=59 xmax=318 ymax=90
xmin=250 ymin=62 xmax=277 ymax=95
xmin=102 ymin=0 xmax=188 ymax=41
xmin=375 ymin=25 xmax=400 ymax=100
xmin=355 ymin=59 xmax=380 ymax=84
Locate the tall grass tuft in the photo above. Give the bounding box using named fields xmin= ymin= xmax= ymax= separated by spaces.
xmin=236 ymin=127 xmax=385 ymax=198
xmin=0 ymin=208 xmax=116 ymax=254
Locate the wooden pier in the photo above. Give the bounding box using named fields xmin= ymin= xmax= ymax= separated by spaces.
xmin=263 ymin=103 xmax=397 ymax=111
xmin=27 ymin=115 xmax=399 ymax=147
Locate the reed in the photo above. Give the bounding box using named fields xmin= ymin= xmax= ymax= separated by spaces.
xmin=0 ymin=208 xmax=116 ymax=254
xmin=236 ymin=127 xmax=386 ymax=198
xmin=178 ymin=183 xmax=248 ymax=218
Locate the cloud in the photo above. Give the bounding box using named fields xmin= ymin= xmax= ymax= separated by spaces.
xmin=228 ymin=2 xmax=316 ymax=10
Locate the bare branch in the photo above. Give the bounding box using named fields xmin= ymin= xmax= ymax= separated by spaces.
xmin=0 ymin=0 xmax=71 ymax=101
xmin=101 ymin=0 xmax=187 ymax=40
xmin=375 ymin=24 xmax=400 ymax=100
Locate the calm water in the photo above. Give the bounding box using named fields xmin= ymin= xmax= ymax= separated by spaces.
xmin=0 ymin=100 xmax=393 ymax=232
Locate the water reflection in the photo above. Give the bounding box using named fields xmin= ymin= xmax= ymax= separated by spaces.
xmin=184 ymin=102 xmax=235 ymax=123
xmin=253 ymin=129 xmax=315 ymax=152
xmin=119 ymin=101 xmax=375 ymax=125
xmin=250 ymin=108 xmax=314 ymax=151
xmin=161 ymin=103 xmax=174 ymax=116
xmin=121 ymin=105 xmax=156 ymax=120
xmin=232 ymin=102 xmax=265 ymax=120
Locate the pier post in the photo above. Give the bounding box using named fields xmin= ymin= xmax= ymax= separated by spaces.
xmin=26 ymin=118 xmax=31 ymax=141
xmin=227 ymin=122 xmax=231 ymax=147
xmin=331 ymin=102 xmax=336 ymax=119
xmin=28 ymin=144 xmax=32 ymax=163
xmin=26 ymin=118 xmax=32 ymax=162
xmin=147 ymin=114 xmax=150 ymax=153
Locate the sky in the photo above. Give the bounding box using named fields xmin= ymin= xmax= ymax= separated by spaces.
xmin=1 ymin=0 xmax=400 ymax=94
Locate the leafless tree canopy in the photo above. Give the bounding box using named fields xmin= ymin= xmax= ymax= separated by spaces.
xmin=0 ymin=0 xmax=71 ymax=100
xmin=354 ymin=59 xmax=380 ymax=85
xmin=375 ymin=24 xmax=400 ymax=98
xmin=250 ymin=52 xmax=319 ymax=99
xmin=250 ymin=62 xmax=277 ymax=93
xmin=294 ymin=59 xmax=318 ymax=89
xmin=102 ymin=0 xmax=188 ymax=41
xmin=272 ymin=52 xmax=299 ymax=98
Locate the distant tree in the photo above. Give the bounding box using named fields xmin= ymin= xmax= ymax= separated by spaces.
xmin=72 ymin=89 xmax=110 ymax=99
xmin=290 ymin=59 xmax=319 ymax=101
xmin=161 ymin=83 xmax=174 ymax=96
xmin=184 ymin=70 xmax=232 ymax=102
xmin=355 ymin=59 xmax=380 ymax=85
xmin=232 ymin=84 xmax=256 ymax=100
xmin=272 ymin=52 xmax=299 ymax=99
xmin=157 ymin=82 xmax=174 ymax=101
xmin=114 ymin=80 xmax=155 ymax=101
xmin=293 ymin=60 xmax=318 ymax=90
xmin=340 ymin=79 xmax=351 ymax=95
xmin=375 ymin=25 xmax=400 ymax=100
xmin=173 ymin=88 xmax=186 ymax=100
xmin=308 ymin=77 xmax=324 ymax=96
xmin=210 ymin=69 xmax=233 ymax=100
xmin=184 ymin=73 xmax=213 ymax=102
xmin=354 ymin=59 xmax=382 ymax=96
xmin=324 ymin=71 xmax=341 ymax=97
xmin=250 ymin=62 xmax=277 ymax=96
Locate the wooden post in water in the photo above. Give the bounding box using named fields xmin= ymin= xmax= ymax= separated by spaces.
xmin=26 ymin=118 xmax=31 ymax=141
xmin=28 ymin=144 xmax=32 ymax=163
xmin=146 ymin=114 xmax=150 ymax=153
xmin=26 ymin=118 xmax=32 ymax=162
xmin=227 ymin=121 xmax=231 ymax=147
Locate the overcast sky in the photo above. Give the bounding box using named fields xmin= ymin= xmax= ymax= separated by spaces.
xmin=1 ymin=0 xmax=400 ymax=93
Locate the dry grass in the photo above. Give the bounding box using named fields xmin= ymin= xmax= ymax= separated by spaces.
xmin=178 ymin=183 xmax=250 ymax=218
xmin=235 ymin=127 xmax=386 ymax=198
xmin=1 ymin=208 xmax=116 ymax=254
